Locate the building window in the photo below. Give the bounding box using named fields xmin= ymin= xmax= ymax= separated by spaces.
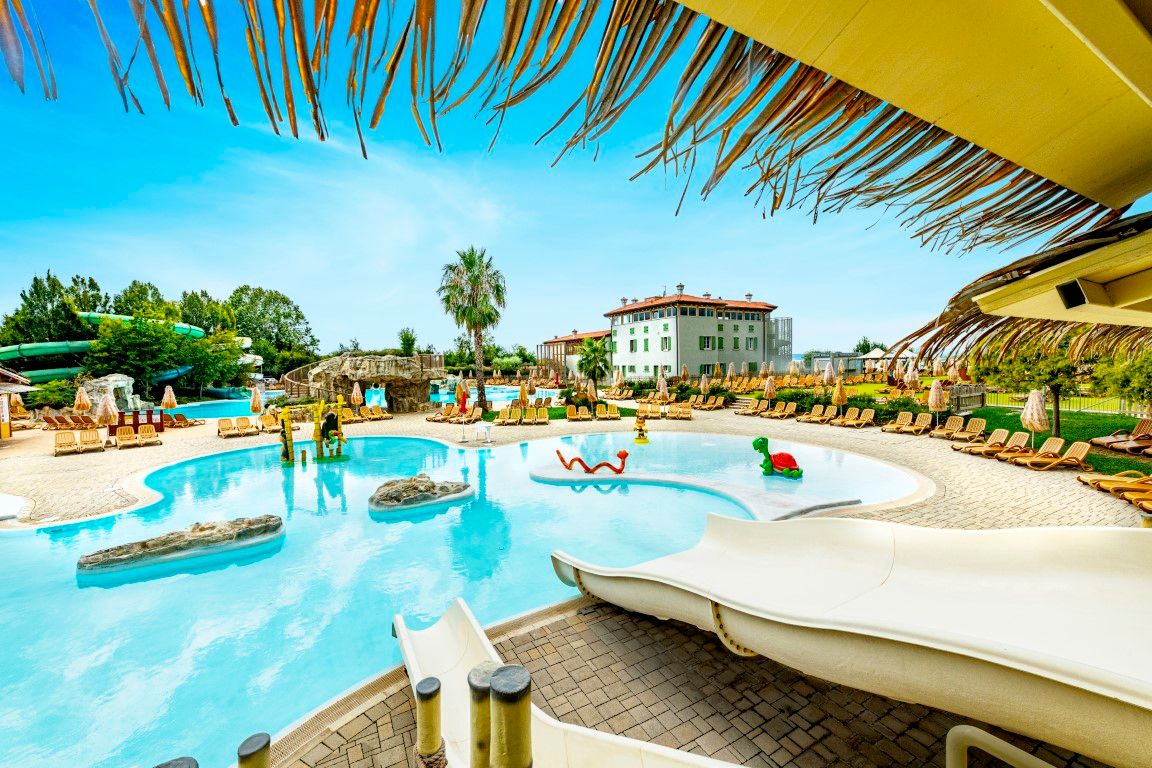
xmin=629 ymin=327 xmax=635 ymax=335
xmin=643 ymin=339 xmax=649 ymax=352
xmin=748 ymin=324 xmax=754 ymax=332
xmin=629 ymin=339 xmax=637 ymax=352
xmin=611 ymin=342 xmax=618 ymax=353
xmin=643 ymin=365 xmax=650 ymax=372
xmin=699 ymin=364 xmax=710 ymax=375
xmin=733 ymin=338 xmax=739 ymax=350
xmin=643 ymin=325 xmax=648 ymax=333
xmin=629 ymin=365 xmax=636 ymax=373
xmin=718 ymin=323 xmax=724 ymax=332
xmin=699 ymin=336 xmax=713 ymax=351
xmin=719 ymin=338 xmax=725 ymax=350
xmin=660 ymin=337 xmax=671 ymax=351
xmin=747 ymin=338 xmax=757 ymax=351
xmin=662 ymin=323 xmax=669 ymax=331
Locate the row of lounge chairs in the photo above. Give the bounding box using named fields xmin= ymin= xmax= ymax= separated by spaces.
xmin=53 ymin=429 xmax=106 ymax=456
xmin=953 ymin=432 xmax=1094 ymax=471
xmin=1078 ymin=468 xmax=1152 ymax=515
xmin=493 ymin=407 xmax=551 ymax=426
xmin=601 ymin=388 xmax=633 ymax=399
xmin=506 ymin=397 xmax=553 ymax=409
xmin=42 ymin=414 xmax=98 ymax=430
xmin=685 ymin=395 xmax=725 ymax=410
xmin=1089 ymin=418 xmax=1152 ymax=455
xmin=339 ymin=406 xmax=393 ymax=424
xmin=426 ymin=406 xmax=483 ymax=424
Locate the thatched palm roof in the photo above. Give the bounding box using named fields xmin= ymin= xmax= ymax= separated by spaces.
xmin=0 ymin=0 xmax=1129 ymax=252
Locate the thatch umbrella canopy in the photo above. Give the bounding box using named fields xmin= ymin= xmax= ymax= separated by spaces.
xmin=932 ymin=359 xmax=944 ymax=377
xmin=657 ymin=373 xmax=668 ymax=399
xmin=9 ymin=392 xmax=22 ymax=408
xmin=586 ymin=378 xmax=598 ymax=402
xmin=699 ymin=374 xmax=711 ymax=394
xmin=763 ymin=376 xmax=776 ymax=402
xmin=739 ymin=361 xmax=749 ymax=376
xmin=680 ymin=364 xmax=689 ymax=381
xmin=927 ymin=379 xmax=947 ymax=424
xmin=713 ymin=362 xmax=723 ymax=378
xmin=864 ymin=360 xmax=875 ymax=374
xmin=837 ymin=360 xmax=845 ymax=375
xmin=1021 ymin=389 xmax=1050 ymax=446
xmin=822 ymin=362 xmax=835 ymax=386
xmin=350 ymin=382 xmax=364 ymax=407
xmin=948 ymin=361 xmax=961 ymax=381
xmin=893 ymin=361 xmax=906 ymax=380
xmin=94 ymin=393 xmax=118 ymax=426
xmin=73 ymin=387 xmax=92 ymax=413
xmin=160 ymin=385 xmax=177 ymax=410
xmin=615 ymin=369 xmax=625 ymax=387
xmin=249 ymin=387 xmax=264 ymax=414
xmin=904 ymin=365 xmax=920 ymax=390
xmin=831 ymin=377 xmax=848 ymax=406
xmin=518 ymin=382 xmax=528 ymax=405
xmin=788 ymin=361 xmax=799 ymax=377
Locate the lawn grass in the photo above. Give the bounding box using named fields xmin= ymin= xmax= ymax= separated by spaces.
xmin=968 ymin=407 xmax=1152 ymax=476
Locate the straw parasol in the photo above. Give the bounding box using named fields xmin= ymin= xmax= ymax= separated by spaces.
xmin=893 ymin=361 xmax=905 ymax=381
xmin=864 ymin=360 xmax=875 ymax=374
xmin=518 ymin=381 xmax=528 ymax=405
xmin=586 ymin=378 xmax=598 ymax=402
xmin=350 ymin=382 xmax=364 ymax=409
xmin=788 ymin=361 xmax=799 ymax=377
xmin=948 ymin=361 xmax=960 ymax=381
xmin=699 ymin=374 xmax=711 ymax=394
xmin=904 ymin=364 xmax=920 ymax=391
xmin=94 ymin=392 xmax=118 ymax=426
xmin=932 ymin=359 xmax=944 ymax=377
xmin=1020 ymin=389 xmax=1049 ymax=447
xmin=726 ymin=362 xmax=736 ymax=385
xmin=927 ymin=379 xmax=947 ymax=425
xmin=831 ymin=377 xmax=848 ymax=406
xmin=657 ymin=372 xmax=668 ymax=400
xmin=527 ymin=380 xmax=537 ymax=396
xmin=763 ymin=376 xmax=776 ymax=404
xmin=759 ymin=361 xmax=768 ymax=377
xmin=680 ymin=364 xmax=689 ymax=381
xmin=249 ymin=387 xmax=264 ymax=414
xmin=160 ymin=385 xmax=177 ymax=410
xmin=739 ymin=361 xmax=749 ymax=376
xmin=73 ymin=387 xmax=92 ymax=413
xmin=713 ymin=362 xmax=723 ymax=378
xmin=837 ymin=360 xmax=845 ymax=375
xmin=822 ymin=361 xmax=835 ymax=386
xmin=615 ymin=369 xmax=624 ymax=388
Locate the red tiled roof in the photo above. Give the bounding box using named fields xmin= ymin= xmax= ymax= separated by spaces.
xmin=0 ymin=367 xmax=30 ymax=385
xmin=543 ymin=329 xmax=611 ymax=344
xmin=604 ymin=294 xmax=776 ymax=317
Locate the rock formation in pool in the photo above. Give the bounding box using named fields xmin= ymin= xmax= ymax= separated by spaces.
xmin=77 ymin=515 xmax=283 ymax=571
xmin=307 ymin=354 xmax=446 ymax=413
xmin=369 ymin=473 xmax=471 ymax=509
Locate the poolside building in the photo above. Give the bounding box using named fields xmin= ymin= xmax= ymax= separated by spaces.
xmin=537 ymin=329 xmax=612 ymax=380
xmin=0 ymin=367 xmax=32 ymax=440
xmin=606 ymin=285 xmax=791 ymax=380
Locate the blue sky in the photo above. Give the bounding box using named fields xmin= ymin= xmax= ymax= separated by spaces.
xmin=1 ymin=2 xmax=1147 ymax=356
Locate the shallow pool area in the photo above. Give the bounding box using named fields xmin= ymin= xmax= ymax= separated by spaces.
xmin=168 ymin=391 xmax=285 ymax=420
xmin=430 ymin=384 xmax=559 ymax=408
xmin=0 ymin=432 xmax=921 ymax=767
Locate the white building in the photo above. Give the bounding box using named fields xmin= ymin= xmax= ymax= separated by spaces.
xmin=537 ymin=329 xmax=612 ymax=380
xmin=605 ymin=285 xmax=791 ymax=380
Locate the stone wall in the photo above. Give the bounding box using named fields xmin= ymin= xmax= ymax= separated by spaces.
xmin=307 ymin=355 xmax=446 ymax=413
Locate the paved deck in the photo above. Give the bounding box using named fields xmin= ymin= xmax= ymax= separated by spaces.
xmin=286 ymin=602 xmax=1108 ymax=768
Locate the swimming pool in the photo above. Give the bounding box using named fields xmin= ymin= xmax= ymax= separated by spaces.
xmin=168 ymin=391 xmax=285 ymax=420
xmin=430 ymin=384 xmax=559 ymax=408
xmin=0 ymin=432 xmax=920 ymax=767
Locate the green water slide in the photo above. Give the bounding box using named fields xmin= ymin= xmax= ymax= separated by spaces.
xmin=0 ymin=313 xmax=206 ymax=384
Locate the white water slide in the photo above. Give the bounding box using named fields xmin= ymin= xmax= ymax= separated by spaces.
xmin=551 ymin=516 xmax=1152 ymax=768
xmin=393 ymin=598 xmax=739 ymax=767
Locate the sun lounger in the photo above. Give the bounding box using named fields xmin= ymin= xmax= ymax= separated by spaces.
xmin=811 ymin=405 xmax=838 ymax=424
xmin=970 ymin=431 xmax=1029 ymax=458
xmin=595 ymin=403 xmax=607 ymax=419
xmin=525 ymin=407 xmax=541 ymax=425
xmin=78 ymin=429 xmax=105 ymax=453
xmin=551 ymin=517 xmax=1152 ymax=768
xmin=259 ymin=414 xmax=282 ymax=433
xmin=393 ymin=599 xmax=739 ymax=768
xmin=576 ymin=406 xmax=592 ymax=421
xmin=829 ymin=407 xmax=858 ymax=426
xmin=492 ymin=408 xmax=511 ymax=426
xmin=928 ymin=415 xmax=964 ymax=439
xmin=341 ymin=407 xmax=364 ymax=424
xmin=115 ymin=426 xmax=139 ymax=449
xmin=880 ymin=412 xmax=913 ymax=432
xmin=235 ymin=417 xmax=260 ymax=436
xmin=162 ymin=414 xmax=179 ymax=429
xmin=796 ymin=404 xmax=825 ymax=423
xmin=951 ymin=418 xmax=986 ymax=442
xmin=41 ymin=415 xmax=67 ymax=430
xmin=53 ymin=431 xmax=80 ymax=456
xmin=217 ymin=418 xmax=240 ymax=438
xmin=998 ymin=436 xmax=1063 ymax=462
xmin=1076 ymin=470 xmax=1152 ymax=493
xmin=565 ymin=405 xmax=579 ymax=421
xmin=173 ymin=413 xmax=204 ymax=427
xmin=953 ymin=428 xmax=1009 ymax=454
xmin=895 ymin=412 xmax=933 ymax=435
xmin=1011 ymin=441 xmax=1093 ymax=471
xmin=67 ymin=415 xmax=87 ymax=428
xmin=371 ymin=405 xmax=393 ymax=420
xmin=606 ymin=404 xmax=621 ymax=420
xmin=738 ymin=400 xmax=770 ymax=416
xmin=450 ymin=406 xmax=481 ymax=424
xmin=426 ymin=405 xmax=452 ymax=422
xmin=1090 ymin=419 xmax=1152 ymax=449
xmin=763 ymin=402 xmax=797 ymax=419
xmin=138 ymin=424 xmax=163 ymax=447
xmin=843 ymin=408 xmax=875 ymax=428
xmin=537 ymin=407 xmax=550 ymax=426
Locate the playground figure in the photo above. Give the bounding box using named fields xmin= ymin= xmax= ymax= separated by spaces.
xmin=634 ymin=416 xmax=649 ymax=445
xmin=320 ymin=411 xmax=346 ymax=457
xmin=752 ymin=437 xmax=803 ymax=479
xmin=556 ymin=449 xmax=629 ymax=475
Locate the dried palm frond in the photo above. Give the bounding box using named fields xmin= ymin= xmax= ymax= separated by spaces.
xmin=891 ymin=212 xmax=1152 ymax=364
xmin=12 ymin=0 xmax=1131 ymax=252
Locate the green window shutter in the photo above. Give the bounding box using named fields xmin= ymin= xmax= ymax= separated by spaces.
xmin=718 ymin=337 xmax=724 ymax=350
xmin=699 ymin=336 xmax=705 ymax=350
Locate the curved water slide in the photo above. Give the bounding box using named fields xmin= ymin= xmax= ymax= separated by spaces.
xmin=0 ymin=312 xmax=205 ymax=384
xmin=393 ymin=599 xmax=739 ymax=767
xmin=551 ymin=516 xmax=1152 ymax=768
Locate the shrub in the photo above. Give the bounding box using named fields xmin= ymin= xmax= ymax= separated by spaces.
xmin=23 ymin=378 xmax=78 ymax=410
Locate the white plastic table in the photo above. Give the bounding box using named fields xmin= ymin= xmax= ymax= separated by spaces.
xmin=474 ymin=422 xmax=493 ymax=444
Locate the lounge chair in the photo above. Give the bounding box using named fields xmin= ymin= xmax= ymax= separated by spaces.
xmin=162 ymin=413 xmax=179 ymax=429
xmin=235 ymin=417 xmax=260 ymax=436
xmin=738 ymin=400 xmax=770 ymax=416
xmin=138 ymin=424 xmax=163 ymax=447
xmin=41 ymin=415 xmax=67 ymax=431
xmin=843 ymin=408 xmax=876 ymax=428
xmin=998 ymin=436 xmax=1064 ymax=462
xmin=543 ymin=397 xmax=552 ymax=407
xmin=371 ymin=405 xmax=393 ymax=420
xmin=576 ymin=406 xmax=592 ymax=421
xmin=341 ymin=407 xmax=364 ymax=424
xmin=426 ymin=405 xmax=450 ymax=422
xmin=67 ymin=415 xmax=87 ymax=428
xmin=880 ymin=412 xmax=913 ymax=432
xmin=1090 ymin=418 xmax=1152 ymax=449
xmin=115 ymin=426 xmax=139 ymax=449
xmin=1076 ymin=471 xmax=1152 ymax=494
xmin=829 ymin=407 xmax=858 ymax=426
xmin=595 ymin=403 xmax=608 ymax=419
xmin=1011 ymin=441 xmax=1093 ymax=471
xmin=217 ymin=418 xmax=240 ymax=438
xmin=953 ymin=428 xmax=1010 ymax=454
xmin=53 ymin=431 xmax=80 ymax=456
xmin=565 ymin=405 xmax=579 ymax=421
xmin=450 ymin=406 xmax=481 ymax=424
xmin=524 ymin=407 xmax=540 ymax=425
xmin=606 ymin=404 xmax=621 ymax=420
xmin=359 ymin=406 xmax=380 ymax=422
xmin=811 ymin=405 xmax=838 ymax=424
xmin=78 ymin=414 xmax=98 ymax=427
xmin=1108 ymin=429 xmax=1152 ymax=454
xmin=896 ymin=412 xmax=933 ymax=435
xmin=173 ymin=413 xmax=204 ymax=427
xmin=78 ymin=429 xmax=105 ymax=453
xmin=971 ymin=430 xmax=1030 ymax=458
xmin=492 ymin=408 xmax=511 ymax=426
xmin=549 ymin=516 xmax=1152 ymax=768
xmin=951 ymin=418 xmax=987 ymax=442
xmin=259 ymin=414 xmax=282 ymax=433
xmin=763 ymin=402 xmax=797 ymax=419
xmin=928 ymin=415 xmax=964 ymax=439
xmin=796 ymin=404 xmax=826 ymax=423
xmin=536 ymin=407 xmax=550 ymax=426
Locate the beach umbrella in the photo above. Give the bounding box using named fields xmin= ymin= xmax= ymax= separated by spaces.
xmin=893 ymin=361 xmax=905 ymax=381
xmin=904 ymin=364 xmax=920 ymax=391
xmin=249 ymin=387 xmax=264 ymax=414
xmin=657 ymin=373 xmax=668 ymax=400
xmin=864 ymin=360 xmax=875 ymax=374
xmin=948 ymin=361 xmax=960 ymax=381
xmin=1021 ymin=389 xmax=1049 ymax=447
xmin=528 ymin=380 xmax=537 ymax=396
xmin=679 ymin=364 xmax=689 ymax=381
xmin=758 ymin=361 xmax=767 ymax=376
xmin=160 ymin=385 xmax=177 ymax=410
xmin=518 ymin=381 xmax=528 ymax=405
xmin=73 ymin=387 xmax=92 ymax=412
xmin=455 ymin=380 xmax=469 ymax=414
xmin=927 ymin=379 xmax=947 ymax=425
xmin=788 ymin=361 xmax=799 ymax=377
xmin=822 ymin=361 xmax=835 ymax=386
xmin=837 ymin=360 xmax=845 ymax=376
xmin=831 ymin=377 xmax=848 ymax=406
xmin=763 ymin=376 xmax=776 ymax=404
xmin=726 ymin=362 xmax=736 ymax=385
xmin=699 ymin=374 xmax=710 ymax=394
xmin=350 ymin=382 xmax=364 ymax=407
xmin=739 ymin=361 xmax=749 ymax=376
xmin=713 ymin=362 xmax=723 ymax=378
xmin=932 ymin=359 xmax=944 ymax=377
xmin=587 ymin=378 xmax=598 ymax=402
xmin=94 ymin=392 xmax=119 ymax=426
xmin=615 ymin=369 xmax=624 ymax=388
xmin=9 ymin=392 xmax=22 ymax=408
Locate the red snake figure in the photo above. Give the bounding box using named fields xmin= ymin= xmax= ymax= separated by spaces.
xmin=555 ymin=449 xmax=629 ymax=475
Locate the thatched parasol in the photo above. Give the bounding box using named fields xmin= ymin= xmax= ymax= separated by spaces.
xmin=249 ymin=387 xmax=264 ymax=414
xmin=73 ymin=387 xmax=92 ymax=413
xmin=160 ymin=385 xmax=177 ymax=410
xmin=831 ymin=377 xmax=848 ymax=406
xmin=947 ymin=361 xmax=960 ymax=381
xmin=893 ymin=361 xmax=905 ymax=381
xmin=94 ymin=393 xmax=118 ymax=426
xmin=713 ymin=362 xmax=723 ymax=378
xmin=904 ymin=365 xmax=920 ymax=391
xmin=699 ymin=374 xmax=710 ymax=394
xmin=739 ymin=361 xmax=749 ymax=377
xmin=837 ymin=360 xmax=845 ymax=375
xmin=586 ymin=378 xmax=598 ymax=402
xmin=657 ymin=373 xmax=668 ymax=400
xmin=788 ymin=361 xmax=799 ymax=377
xmin=763 ymin=376 xmax=776 ymax=403
xmin=350 ymin=382 xmax=364 ymax=407
xmin=932 ymin=359 xmax=944 ymax=377
xmin=927 ymin=379 xmax=947 ymax=424
xmin=822 ymin=362 xmax=835 ymax=386
xmin=1021 ymin=389 xmax=1049 ymax=446
xmin=680 ymin=364 xmax=689 ymax=381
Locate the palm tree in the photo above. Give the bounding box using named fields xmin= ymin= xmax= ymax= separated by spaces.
xmin=577 ymin=338 xmax=611 ymax=388
xmin=438 ymin=247 xmax=506 ymax=411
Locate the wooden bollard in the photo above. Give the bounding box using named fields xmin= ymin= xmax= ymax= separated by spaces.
xmin=237 ymin=733 xmax=270 ymax=768
xmin=468 ymin=661 xmax=500 ymax=768
xmin=415 ymin=676 xmax=445 ymax=765
xmin=490 ymin=665 xmax=532 ymax=768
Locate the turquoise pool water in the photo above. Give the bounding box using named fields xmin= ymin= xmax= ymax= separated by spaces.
xmin=0 ymin=432 xmax=917 ymax=767
xmin=169 ymin=392 xmax=285 ymax=420
xmin=430 ymin=385 xmax=559 ymax=407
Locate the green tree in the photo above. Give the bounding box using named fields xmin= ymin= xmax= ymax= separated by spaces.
xmin=853 ymin=337 xmax=886 ymax=355
xmin=0 ymin=271 xmax=90 ymax=345
xmin=514 ymin=345 xmax=537 ymax=366
xmin=180 ymin=332 xmax=249 ymax=396
xmin=437 ymin=247 xmax=506 ymax=410
xmin=1094 ymin=353 xmax=1152 ymax=411
xmin=179 ymin=290 xmax=236 ymax=334
xmin=84 ymin=318 xmax=189 ymax=397
xmin=64 ymin=276 xmax=110 ymax=313
xmin=490 ymin=355 xmax=522 ymax=374
xmin=112 ymin=280 xmax=179 ymax=320
xmin=398 ymin=327 xmax=417 ymax=357
xmin=576 ymin=338 xmax=611 ymax=386
xmin=970 ymin=345 xmax=1083 ymax=436
xmin=227 ymin=285 xmax=318 ymax=354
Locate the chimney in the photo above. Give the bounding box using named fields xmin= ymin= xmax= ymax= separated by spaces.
xmin=702 ymin=292 xmax=711 ymax=299
xmin=631 ymin=297 xmax=638 ymax=303
xmin=572 ymin=328 xmax=578 ymax=335
xmin=620 ymin=296 xmax=628 ymax=306
xmin=745 ymin=292 xmax=753 ymax=302
xmin=676 ymin=282 xmax=684 ymax=295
